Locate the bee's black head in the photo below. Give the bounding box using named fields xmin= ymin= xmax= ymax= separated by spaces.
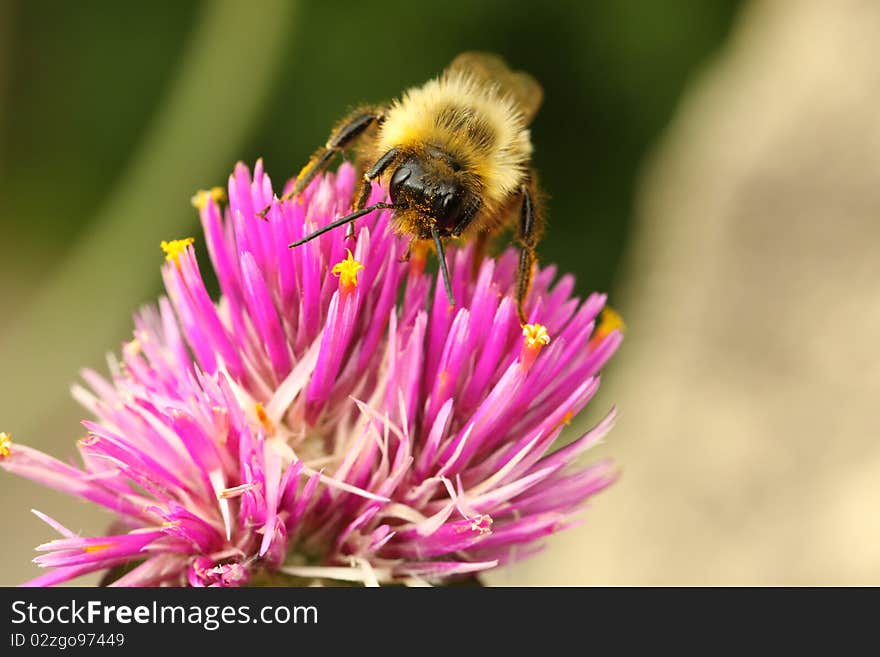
xmin=389 ymin=151 xmax=477 ymax=237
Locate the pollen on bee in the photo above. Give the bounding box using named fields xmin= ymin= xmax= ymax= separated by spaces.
xmin=160 ymin=238 xmax=195 ymax=266
xmin=520 ymin=323 xmax=551 ymax=371
xmin=190 ymin=186 xmax=227 ymax=210
xmin=0 ymin=432 xmax=12 ymax=459
xmin=331 ymin=249 xmax=365 ymax=294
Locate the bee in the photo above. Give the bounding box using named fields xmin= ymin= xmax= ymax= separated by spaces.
xmin=284 ymin=52 xmax=544 ymax=324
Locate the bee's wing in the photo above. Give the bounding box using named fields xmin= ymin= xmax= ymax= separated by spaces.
xmin=447 ymin=51 xmax=543 ymax=125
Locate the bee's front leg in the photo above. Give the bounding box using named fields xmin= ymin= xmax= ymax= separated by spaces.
xmin=259 ymin=106 xmax=386 ymax=217
xmin=347 ymin=147 xmax=399 ymax=240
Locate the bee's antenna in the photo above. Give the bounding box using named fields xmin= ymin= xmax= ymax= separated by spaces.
xmin=431 ymin=223 xmax=456 ymax=306
xmin=288 ymin=202 xmax=395 ymax=248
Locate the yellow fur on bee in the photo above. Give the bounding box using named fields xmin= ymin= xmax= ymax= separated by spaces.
xmin=374 ymin=71 xmax=532 ymax=216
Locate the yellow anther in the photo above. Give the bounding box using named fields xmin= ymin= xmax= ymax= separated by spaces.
xmin=522 ymin=323 xmax=551 ymax=351
xmin=160 ymin=238 xmax=195 ymax=265
xmin=331 ymin=249 xmax=365 ymax=293
xmin=254 ymin=403 xmax=275 ymax=436
xmin=83 ymin=544 xmax=112 ymax=553
xmin=596 ymin=306 xmax=625 ymax=339
xmin=0 ymin=432 xmax=12 ymax=459
xmin=464 ymin=514 xmax=493 ymax=535
xmin=520 ymin=324 xmax=551 ymax=371
xmin=123 ymin=339 xmax=141 ymax=358
xmin=190 ymin=186 xmax=226 ymax=210
xmin=78 ymin=435 xmax=99 ymax=448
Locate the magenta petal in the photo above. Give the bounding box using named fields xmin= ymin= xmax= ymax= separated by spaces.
xmin=2 ymin=162 xmax=620 ymax=587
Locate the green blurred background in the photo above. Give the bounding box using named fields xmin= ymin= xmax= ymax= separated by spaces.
xmin=0 ymin=0 xmax=739 ymax=296
xmin=25 ymin=0 xmax=880 ymax=586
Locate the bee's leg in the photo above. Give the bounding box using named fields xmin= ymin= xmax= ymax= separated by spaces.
xmin=515 ymin=177 xmax=543 ymax=325
xmin=260 ymin=107 xmax=385 ymax=216
xmin=290 ymin=107 xmax=385 ymax=199
xmin=346 ymin=157 xmax=368 ymax=239
xmin=347 ymin=147 xmax=400 ymax=239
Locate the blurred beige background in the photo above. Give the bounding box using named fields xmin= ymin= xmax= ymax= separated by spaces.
xmin=492 ymin=0 xmax=880 ymax=585
xmin=4 ymin=0 xmax=880 ymax=586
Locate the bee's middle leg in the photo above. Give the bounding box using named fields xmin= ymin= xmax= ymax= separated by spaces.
xmin=515 ymin=177 xmax=543 ymax=325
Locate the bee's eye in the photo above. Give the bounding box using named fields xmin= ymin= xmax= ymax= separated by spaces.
xmin=434 ymin=190 xmax=465 ymax=234
xmin=442 ymin=192 xmax=462 ymax=217
xmin=390 ymin=159 xmax=427 ymax=204
xmin=389 ymin=167 xmax=412 ymax=203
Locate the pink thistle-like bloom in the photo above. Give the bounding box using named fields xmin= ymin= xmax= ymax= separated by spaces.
xmin=1 ymin=161 xmax=622 ymax=586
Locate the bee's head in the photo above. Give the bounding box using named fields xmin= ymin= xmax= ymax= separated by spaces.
xmin=389 ymin=150 xmax=478 ymax=237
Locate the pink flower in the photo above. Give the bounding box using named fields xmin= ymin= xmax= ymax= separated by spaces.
xmin=1 ymin=161 xmax=621 ymax=586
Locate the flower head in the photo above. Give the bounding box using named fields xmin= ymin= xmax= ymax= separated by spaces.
xmin=1 ymin=161 xmax=622 ymax=587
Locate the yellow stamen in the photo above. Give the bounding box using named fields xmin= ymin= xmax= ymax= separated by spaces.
xmin=83 ymin=544 xmax=112 ymax=553
xmin=255 ymin=403 xmax=275 ymax=436
xmin=331 ymin=249 xmax=365 ymax=292
xmin=160 ymin=237 xmax=195 ymax=266
xmin=595 ymin=306 xmax=625 ymax=340
xmin=190 ymin=186 xmax=227 ymax=210
xmin=522 ymin=323 xmax=551 ymax=351
xmin=122 ymin=338 xmax=141 ymax=358
xmin=0 ymin=432 xmax=12 ymax=459
xmin=470 ymin=514 xmax=493 ymax=535
xmin=219 ymin=483 xmax=258 ymax=500
xmin=520 ymin=324 xmax=551 ymax=371
xmin=78 ymin=435 xmax=99 ymax=448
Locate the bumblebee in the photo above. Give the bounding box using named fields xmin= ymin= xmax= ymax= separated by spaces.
xmin=285 ymin=52 xmax=544 ymax=324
